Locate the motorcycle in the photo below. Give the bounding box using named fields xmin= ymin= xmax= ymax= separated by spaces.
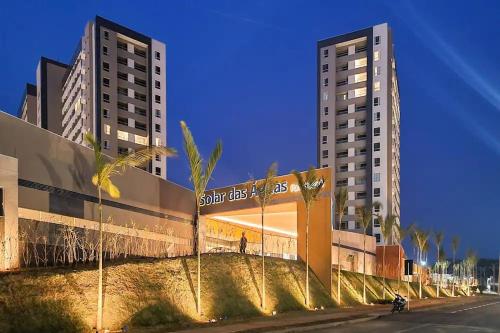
xmin=391 ymin=293 xmax=407 ymax=313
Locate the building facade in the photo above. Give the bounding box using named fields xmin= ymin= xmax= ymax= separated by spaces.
xmin=18 ymin=83 xmax=37 ymax=125
xmin=19 ymin=16 xmax=168 ymax=179
xmin=317 ymin=23 xmax=401 ymax=244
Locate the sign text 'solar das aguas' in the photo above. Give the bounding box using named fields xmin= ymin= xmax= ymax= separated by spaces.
xmin=200 ymin=181 xmax=289 ymax=207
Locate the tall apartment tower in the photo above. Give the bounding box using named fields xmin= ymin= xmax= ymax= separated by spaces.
xmin=317 ymin=23 xmax=400 ymax=245
xmin=18 ymin=16 xmax=168 ymax=179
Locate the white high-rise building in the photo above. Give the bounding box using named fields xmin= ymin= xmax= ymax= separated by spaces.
xmin=317 ymin=23 xmax=401 ymax=244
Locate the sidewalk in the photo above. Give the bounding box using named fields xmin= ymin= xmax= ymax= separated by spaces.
xmin=173 ymin=296 xmax=483 ymax=333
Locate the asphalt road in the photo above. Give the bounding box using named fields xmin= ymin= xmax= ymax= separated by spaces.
xmin=316 ymin=297 xmax=500 ymax=333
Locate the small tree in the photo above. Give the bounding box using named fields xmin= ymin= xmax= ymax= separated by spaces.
xmin=394 ymin=223 xmax=413 ymax=290
xmin=355 ymin=204 xmax=374 ymax=304
xmin=433 ymin=231 xmax=444 ymax=297
xmin=334 ymin=188 xmax=348 ymax=305
xmin=253 ymin=162 xmax=278 ymax=310
xmin=451 ymin=236 xmax=460 ymax=296
xmin=85 ymin=132 xmax=175 ymax=330
xmin=292 ymin=167 xmax=325 ymax=307
xmin=180 ymin=121 xmax=222 ymax=315
xmin=412 ymin=228 xmax=429 ymax=299
xmin=380 ymin=214 xmax=396 ymax=300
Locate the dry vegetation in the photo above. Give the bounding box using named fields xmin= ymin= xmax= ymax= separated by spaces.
xmin=0 ymin=253 xmax=465 ymax=333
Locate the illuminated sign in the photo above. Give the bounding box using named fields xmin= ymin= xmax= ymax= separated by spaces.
xmin=201 ymin=181 xmax=288 ymax=207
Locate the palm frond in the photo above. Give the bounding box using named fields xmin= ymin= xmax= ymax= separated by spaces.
xmin=334 ymin=187 xmax=348 ymax=216
xmin=451 ymin=236 xmax=460 ymax=253
xmin=355 ymin=205 xmax=372 ymax=232
xmin=203 ymin=140 xmax=223 ymax=191
xmin=292 ymin=166 xmax=325 ymax=209
xmin=254 ymin=162 xmax=278 ymax=209
xmin=180 ymin=121 xmax=204 ymax=199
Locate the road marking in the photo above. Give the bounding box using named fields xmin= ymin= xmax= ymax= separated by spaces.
xmin=450 ymin=301 xmax=500 ymax=314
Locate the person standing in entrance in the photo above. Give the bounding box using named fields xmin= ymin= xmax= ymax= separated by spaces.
xmin=239 ymin=232 xmax=247 ymax=254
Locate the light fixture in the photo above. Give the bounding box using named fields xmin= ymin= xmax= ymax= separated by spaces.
xmin=211 ymin=215 xmax=297 ymax=237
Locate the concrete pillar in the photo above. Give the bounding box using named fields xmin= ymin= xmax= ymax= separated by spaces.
xmin=0 ymin=154 xmax=19 ymax=270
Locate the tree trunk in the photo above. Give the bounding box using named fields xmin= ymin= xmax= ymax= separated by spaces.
xmin=261 ymin=207 xmax=266 ymax=310
xmin=197 ymin=206 xmax=202 ymax=315
xmin=452 ymin=252 xmax=455 ymax=297
xmin=363 ymin=232 xmax=366 ymax=304
xmin=305 ymin=207 xmax=310 ymax=307
xmin=97 ymin=187 xmax=104 ymax=331
xmin=337 ymin=213 xmax=342 ymax=305
xmin=437 ymin=247 xmax=440 ymax=297
xmin=382 ymin=245 xmax=386 ymax=299
xmin=397 ymin=244 xmax=401 ymax=291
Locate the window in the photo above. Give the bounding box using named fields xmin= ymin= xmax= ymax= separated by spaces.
xmin=374 ymin=97 xmax=380 ymax=106
xmin=117 ymin=72 xmax=128 ymax=81
xmin=103 ymin=140 xmax=110 ymax=149
xmin=353 ymin=87 xmax=367 ymax=98
xmin=118 ymin=147 xmax=128 ymax=155
xmin=104 ymin=124 xmax=111 ymax=135
xmin=323 ymin=92 xmax=328 ymax=101
xmin=155 ymin=109 xmax=161 ymax=118
xmin=155 ymin=124 xmax=161 ymax=133
xmin=322 ymin=164 xmax=328 ymax=168
xmin=375 ymin=112 xmax=381 ymax=121
xmin=135 ymin=107 xmax=146 ymax=116
xmin=336 ymin=108 xmax=348 ymax=115
xmin=118 ymin=101 xmax=128 ymax=111
xmin=155 ymin=95 xmax=161 ymax=103
xmin=374 ymin=205 xmax=380 ymax=213
xmin=104 ymin=30 xmax=109 ymax=40
xmin=135 ymin=122 xmax=146 ymax=131
xmin=354 ymin=57 xmax=367 ymax=68
xmin=374 ymin=127 xmax=380 ymax=136
xmin=117 ymin=130 xmax=128 ymax=141
xmin=322 ymin=150 xmax=328 ymax=159
xmin=103 ymin=93 xmax=110 ymax=103
xmin=336 ymin=49 xmax=348 ymax=57
xmin=134 ymin=48 xmax=146 ymax=58
xmin=341 ymin=222 xmax=347 ymax=230
xmin=117 ymin=87 xmax=128 ymax=96
xmin=374 ymin=81 xmax=380 ymax=91
xmin=133 ymin=77 xmax=145 ymax=87
xmin=374 ymin=66 xmax=381 ymax=76
xmin=374 ymin=143 xmax=380 ymax=152
xmin=336 ymin=79 xmax=347 ymax=87
xmin=356 ymin=192 xmax=367 ymax=199
xmin=117 ymin=56 xmax=127 ymax=65
xmin=118 ymin=117 xmax=128 ymax=126
xmin=135 ymin=92 xmax=146 ymax=102
xmin=155 ymin=154 xmax=161 ymax=162
xmin=134 ymin=63 xmax=146 ymax=72
xmin=353 ymin=72 xmax=367 ymax=83
xmin=103 ymin=109 xmax=109 ymax=118
xmin=322 ymin=64 xmax=329 ymax=73
xmin=338 ymin=164 xmax=348 ymax=172
xmin=117 ymin=41 xmax=127 ymax=50
xmin=103 ymin=62 xmax=109 ymax=72
xmin=375 ymin=36 xmax=380 ymax=45
xmin=135 ymin=134 xmax=148 ymax=145
xmin=374 ymin=188 xmax=380 ymax=197
xmin=155 ymin=167 xmax=161 ymax=176
xmin=375 ymin=233 xmax=381 ymax=243
xmin=323 ymin=78 xmax=329 ymax=87
xmin=155 ymin=66 xmax=161 ymax=75
xmin=324 ymin=107 xmax=329 ymax=116
xmin=322 ymin=121 xmax=328 ymax=130
xmin=374 ymin=51 xmax=380 ymax=61
xmin=103 ymin=46 xmax=108 ymax=55
xmin=336 ymin=93 xmax=347 ymax=101
xmin=103 ymin=77 xmax=110 ymax=87
xmin=322 ymin=136 xmax=328 ymax=144
xmin=374 ymin=173 xmax=380 ymax=182
xmin=374 ymin=157 xmax=380 ymax=167
xmin=155 ymin=137 xmax=162 ymax=146
xmin=155 ymin=80 xmax=161 ymax=89
xmin=323 ymin=49 xmax=328 ymax=58
xmin=155 ymin=51 xmax=161 ymax=60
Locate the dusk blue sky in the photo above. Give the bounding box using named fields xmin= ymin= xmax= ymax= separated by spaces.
xmin=1 ymin=1 xmax=499 ymax=259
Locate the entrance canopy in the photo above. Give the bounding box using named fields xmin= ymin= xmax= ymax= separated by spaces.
xmin=201 ymin=168 xmax=333 ymax=293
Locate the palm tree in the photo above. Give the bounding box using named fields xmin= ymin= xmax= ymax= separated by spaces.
xmin=412 ymin=228 xmax=429 ymax=299
xmin=451 ymin=236 xmax=460 ymax=296
xmin=292 ymin=167 xmax=325 ymax=307
xmin=394 ymin=223 xmax=413 ymax=290
xmin=355 ymin=204 xmax=374 ymax=304
xmin=433 ymin=231 xmax=444 ymax=297
xmin=380 ymin=214 xmax=396 ymax=300
xmin=254 ymin=162 xmax=278 ymax=310
xmin=84 ymin=132 xmax=176 ymax=331
xmin=180 ymin=121 xmax=222 ymax=315
xmin=334 ymin=187 xmax=348 ymax=305
xmin=465 ymin=249 xmax=477 ymax=296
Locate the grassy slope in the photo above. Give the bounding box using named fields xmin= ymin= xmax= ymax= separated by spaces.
xmin=0 ymin=253 xmax=466 ymax=332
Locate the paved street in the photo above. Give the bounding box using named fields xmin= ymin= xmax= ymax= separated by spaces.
xmin=316 ymin=297 xmax=500 ymax=332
